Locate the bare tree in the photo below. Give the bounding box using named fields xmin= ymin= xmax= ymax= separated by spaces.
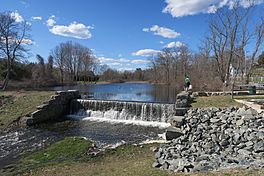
xmin=51 ymin=43 xmax=67 ymax=83
xmin=0 ymin=12 xmax=30 ymax=90
xmin=245 ymin=18 xmax=264 ymax=83
xmin=208 ymin=1 xmax=264 ymax=89
xmin=51 ymin=41 xmax=97 ymax=83
xmin=46 ymin=55 xmax=54 ymax=79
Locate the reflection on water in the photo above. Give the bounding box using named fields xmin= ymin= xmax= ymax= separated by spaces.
xmin=53 ymin=83 xmax=178 ymax=103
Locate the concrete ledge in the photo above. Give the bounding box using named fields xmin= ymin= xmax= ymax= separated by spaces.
xmin=234 ymin=99 xmax=264 ymax=113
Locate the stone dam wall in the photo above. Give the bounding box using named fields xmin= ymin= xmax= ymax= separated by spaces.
xmin=21 ymin=90 xmax=80 ymax=126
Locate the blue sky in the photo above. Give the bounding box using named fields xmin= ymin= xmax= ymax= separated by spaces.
xmin=1 ymin=0 xmax=264 ymax=70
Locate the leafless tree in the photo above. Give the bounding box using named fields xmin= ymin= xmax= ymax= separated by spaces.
xmin=51 ymin=41 xmax=97 ymax=83
xmin=51 ymin=43 xmax=66 ymax=83
xmin=208 ymin=1 xmax=264 ymax=89
xmin=0 ymin=11 xmax=30 ymax=90
xmin=245 ymin=18 xmax=264 ymax=83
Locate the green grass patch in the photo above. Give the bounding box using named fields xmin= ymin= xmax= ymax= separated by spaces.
xmin=12 ymin=136 xmax=95 ymax=175
xmin=0 ymin=91 xmax=54 ymax=129
xmin=24 ymin=137 xmax=93 ymax=163
xmin=192 ymin=96 xmax=242 ymax=108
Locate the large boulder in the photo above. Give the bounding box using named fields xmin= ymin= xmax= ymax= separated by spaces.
xmin=169 ymin=116 xmax=185 ymax=128
xmin=165 ymin=126 xmax=183 ymax=140
xmin=175 ymin=92 xmax=192 ymax=108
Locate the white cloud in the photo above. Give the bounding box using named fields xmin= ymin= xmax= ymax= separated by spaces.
xmin=131 ymin=59 xmax=150 ymax=64
xmin=21 ymin=38 xmax=33 ymax=45
xmin=165 ymin=41 xmax=184 ymax=48
xmin=10 ymin=11 xmax=24 ymax=23
xmin=32 ymin=16 xmax=42 ymax=20
xmin=46 ymin=15 xmax=56 ymax=26
xmin=143 ymin=25 xmax=180 ymax=38
xmin=98 ymin=56 xmax=150 ymax=70
xmin=163 ymin=0 xmax=264 ymax=18
xmin=132 ymin=49 xmax=161 ymax=57
xmin=0 ymin=37 xmax=33 ymax=45
xmin=49 ymin=22 xmax=93 ymax=39
xmin=98 ymin=57 xmax=129 ymax=64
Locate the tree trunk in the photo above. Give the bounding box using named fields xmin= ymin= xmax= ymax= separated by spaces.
xmin=2 ymin=68 xmax=10 ymax=90
xmin=60 ymin=69 xmax=64 ymax=84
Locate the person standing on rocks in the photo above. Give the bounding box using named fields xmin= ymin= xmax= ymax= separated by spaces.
xmin=184 ymin=74 xmax=191 ymax=92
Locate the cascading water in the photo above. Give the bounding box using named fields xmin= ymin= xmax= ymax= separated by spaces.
xmin=69 ymin=99 xmax=176 ymax=128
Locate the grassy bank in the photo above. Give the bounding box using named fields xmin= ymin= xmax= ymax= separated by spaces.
xmin=12 ymin=138 xmax=264 ymax=176
xmin=0 ymin=90 xmax=54 ymax=129
xmin=192 ymin=96 xmax=242 ymax=108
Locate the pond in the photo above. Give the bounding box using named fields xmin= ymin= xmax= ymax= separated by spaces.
xmin=53 ymin=82 xmax=178 ymax=103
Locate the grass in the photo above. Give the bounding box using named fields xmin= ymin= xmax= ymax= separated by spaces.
xmin=191 ymin=96 xmax=242 ymax=108
xmin=21 ymin=142 xmax=169 ymax=176
xmin=20 ymin=142 xmax=264 ymax=176
xmin=0 ymin=90 xmax=54 ymax=129
xmin=20 ymin=137 xmax=94 ymax=169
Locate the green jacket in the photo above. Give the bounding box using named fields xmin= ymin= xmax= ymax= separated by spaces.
xmin=184 ymin=76 xmax=190 ymax=84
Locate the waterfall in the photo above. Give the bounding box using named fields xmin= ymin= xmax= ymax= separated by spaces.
xmin=70 ymin=99 xmax=175 ymax=123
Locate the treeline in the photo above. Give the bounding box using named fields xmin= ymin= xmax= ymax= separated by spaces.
xmin=98 ymin=46 xmax=221 ymax=90
xmin=50 ymin=41 xmax=99 ymax=84
xmin=0 ymin=41 xmax=100 ymax=88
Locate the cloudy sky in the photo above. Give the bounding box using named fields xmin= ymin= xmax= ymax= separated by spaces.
xmin=1 ymin=0 xmax=264 ymax=70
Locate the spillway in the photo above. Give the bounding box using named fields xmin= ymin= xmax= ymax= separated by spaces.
xmin=70 ymin=99 xmax=176 ymax=123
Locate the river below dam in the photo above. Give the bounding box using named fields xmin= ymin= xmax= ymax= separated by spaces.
xmin=0 ymin=119 xmax=165 ymax=168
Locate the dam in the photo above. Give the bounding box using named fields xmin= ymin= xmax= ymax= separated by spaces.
xmin=70 ymin=99 xmax=176 ymax=123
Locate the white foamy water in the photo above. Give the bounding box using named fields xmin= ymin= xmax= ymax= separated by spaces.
xmin=67 ymin=112 xmax=170 ymax=129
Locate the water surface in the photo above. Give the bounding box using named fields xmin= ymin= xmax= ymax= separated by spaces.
xmin=53 ymin=82 xmax=178 ymax=103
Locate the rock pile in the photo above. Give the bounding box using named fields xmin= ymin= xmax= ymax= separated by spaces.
xmin=154 ymin=107 xmax=264 ymax=172
xmin=165 ymin=91 xmax=192 ymax=140
xmin=175 ymin=92 xmax=192 ymax=108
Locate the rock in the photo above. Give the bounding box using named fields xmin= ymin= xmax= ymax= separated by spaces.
xmin=150 ymin=146 xmax=158 ymax=152
xmin=210 ymin=118 xmax=221 ymax=123
xmin=254 ymin=141 xmax=264 ymax=153
xmin=236 ymin=119 xmax=244 ymax=126
xmin=152 ymin=161 xmax=162 ymax=168
xmin=238 ymin=149 xmax=251 ymax=156
xmin=161 ymin=162 xmax=169 ymax=170
xmin=256 ymin=131 xmax=264 ymax=140
xmin=245 ymin=141 xmax=254 ymax=147
xmin=165 ymin=126 xmax=183 ymax=140
xmin=170 ymin=116 xmax=185 ymax=128
xmin=175 ymin=108 xmax=189 ymax=116
xmin=175 ymin=92 xmax=192 ymax=108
